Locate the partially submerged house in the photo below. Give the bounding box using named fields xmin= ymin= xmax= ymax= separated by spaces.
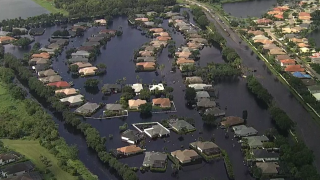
xmin=121 ymin=129 xmax=143 ymax=144
xmin=232 ymin=125 xmax=258 ymax=137
xmin=136 ymin=56 xmax=156 ymax=62
xmin=188 ymin=84 xmax=212 ymax=91
xmin=128 ymin=99 xmax=147 ymax=109
xmin=37 ymin=69 xmax=57 ymax=77
xmin=60 ymin=94 xmax=84 ymax=106
xmin=102 ymin=84 xmax=121 ymax=94
xmin=0 ymin=152 xmax=20 ymax=166
xmin=196 ymin=91 xmax=210 ymax=100
xmin=197 ymin=98 xmax=216 ymax=108
xmin=204 ymin=107 xmax=226 ymax=117
xmin=47 ymin=81 xmax=70 ymax=88
xmin=190 ymin=141 xmax=221 ymax=156
xmin=1 ymin=161 xmax=34 ymax=178
xmin=171 ymin=149 xmax=200 ymax=164
xmin=72 ymin=62 xmax=92 ymax=69
xmin=142 ymin=152 xmax=167 ymax=168
xmin=149 ymin=84 xmax=164 ymax=91
xmin=32 ymin=52 xmax=50 ymax=59
xmin=144 ymin=124 xmax=170 ymax=138
xmin=116 ymin=145 xmax=143 ymax=156
xmin=79 ymin=66 xmax=98 ymax=76
xmin=243 ymin=136 xmax=269 ymax=149
xmin=256 ymin=162 xmax=279 ymax=175
xmin=136 ymin=62 xmax=156 ymax=71
xmin=74 ymin=102 xmax=100 ymax=115
xmin=71 ymin=51 xmax=90 ymax=58
xmin=251 ymin=149 xmax=279 ymax=162
xmin=39 ymin=75 xmax=62 ymax=84
xmin=152 ymin=98 xmax=171 ymax=108
xmin=131 ymin=83 xmax=143 ymax=94
xmin=55 ymin=88 xmax=78 ymax=96
xmin=169 ymin=119 xmax=195 ymax=132
xmin=185 ymin=76 xmax=203 ymax=84
xmin=220 ymin=116 xmax=244 ymax=128
xmin=68 ymin=57 xmax=89 ymax=63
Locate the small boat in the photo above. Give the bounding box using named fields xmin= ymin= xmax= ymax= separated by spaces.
xmin=69 ymin=81 xmax=74 ymax=86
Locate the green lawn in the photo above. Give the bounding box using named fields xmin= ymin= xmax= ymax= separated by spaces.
xmin=1 ymin=139 xmax=77 ymax=180
xmin=32 ymin=0 xmax=69 ymax=16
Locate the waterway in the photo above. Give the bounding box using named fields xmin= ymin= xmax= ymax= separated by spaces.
xmin=0 ymin=0 xmax=49 ymax=20
xmin=222 ymin=0 xmax=277 ymax=18
xmin=308 ymin=30 xmax=320 ymax=48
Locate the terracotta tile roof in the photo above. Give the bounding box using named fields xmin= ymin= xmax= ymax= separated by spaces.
xmin=175 ymin=51 xmax=192 ymax=58
xmin=149 ymin=28 xmax=164 ymax=33
xmin=256 ymin=18 xmax=272 ymax=24
xmin=152 ymin=98 xmax=171 ymax=107
xmin=273 ymin=6 xmax=289 ymax=11
xmin=247 ymin=30 xmax=264 ymax=35
xmin=117 ymin=145 xmax=142 ymax=153
xmin=55 ymin=88 xmax=78 ymax=96
xmin=135 ymin=18 xmax=149 ymax=22
xmin=267 ymin=11 xmax=283 ymax=15
xmin=285 ymin=65 xmax=305 ymax=72
xmin=280 ymin=59 xmax=296 ymax=65
xmin=254 ymin=39 xmax=273 ymax=44
xmin=299 ymin=12 xmax=311 ymax=17
xmin=274 ymin=14 xmax=284 ymax=19
xmin=32 ymin=52 xmax=50 ymax=59
xmin=136 ymin=62 xmax=156 ymax=69
xmin=139 ymin=51 xmax=153 ymax=57
xmin=298 ymin=43 xmax=309 ymax=48
xmin=176 ymin=58 xmax=195 ymax=65
xmin=0 ymin=36 xmax=15 ymax=43
xmin=47 ymin=81 xmax=70 ymax=88
xmin=72 ymin=62 xmax=92 ymax=69
xmin=128 ymin=99 xmax=147 ymax=108
xmin=156 ymin=36 xmax=172 ymax=41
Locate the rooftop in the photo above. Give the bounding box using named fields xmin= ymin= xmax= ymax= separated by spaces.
xmin=75 ymin=102 xmax=100 ymax=114
xmin=169 ymin=120 xmax=195 ymax=132
xmin=106 ymin=103 xmax=123 ymax=111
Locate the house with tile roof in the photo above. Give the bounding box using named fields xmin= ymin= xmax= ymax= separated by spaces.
xmin=37 ymin=69 xmax=57 ymax=77
xmin=142 ymin=152 xmax=167 ymax=168
xmin=284 ymin=65 xmax=305 ymax=72
xmin=152 ymin=98 xmax=171 ymax=108
xmin=171 ymin=149 xmax=200 ymax=164
xmin=117 ymin=145 xmax=143 ymax=156
xmin=79 ymin=67 xmax=98 ymax=76
xmin=136 ymin=62 xmax=156 ymax=71
xmin=280 ymin=59 xmax=296 ymax=66
xmin=128 ymin=99 xmax=147 ymax=109
xmin=32 ymin=52 xmax=50 ymax=59
xmin=190 ymin=141 xmax=221 ymax=156
xmin=55 ymin=88 xmax=78 ymax=96
xmin=220 ymin=116 xmax=244 ymax=128
xmin=60 ymin=94 xmax=84 ymax=106
xmin=72 ymin=62 xmax=92 ymax=69
xmin=47 ymin=81 xmax=71 ymax=88
xmin=39 ymin=75 xmax=62 ymax=84
xmin=75 ymin=102 xmax=100 ymax=115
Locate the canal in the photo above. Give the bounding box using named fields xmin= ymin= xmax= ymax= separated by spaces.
xmin=0 ymin=0 xmax=49 ymax=20
xmin=222 ymin=0 xmax=277 ymax=18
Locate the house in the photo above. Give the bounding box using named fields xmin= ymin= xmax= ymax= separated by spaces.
xmin=280 ymin=59 xmax=295 ymax=66
xmin=220 ymin=116 xmax=244 ymax=128
xmin=68 ymin=57 xmax=89 ymax=63
xmin=256 ymin=18 xmax=272 ymax=25
xmin=276 ymin=55 xmax=291 ymax=61
xmin=99 ymin=29 xmax=116 ymax=35
xmin=243 ymin=136 xmax=269 ymax=149
xmin=232 ymin=125 xmax=258 ymax=137
xmin=274 ymin=14 xmax=284 ymax=19
xmin=152 ymin=98 xmax=171 ymax=108
xmin=144 ymin=124 xmax=170 ymax=138
xmin=60 ymin=94 xmax=84 ymax=106
xmin=269 ymin=49 xmax=286 ymax=55
xmin=71 ymin=51 xmax=90 ymax=58
xmin=94 ymin=19 xmax=107 ymax=25
xmin=55 ymin=88 xmax=78 ymax=96
xmin=29 ymin=28 xmax=45 ymax=35
xmin=136 ymin=62 xmax=156 ymax=71
xmin=190 ymin=141 xmax=220 ymax=156
xmin=32 ymin=52 xmax=50 ymax=59
xmin=0 ymin=152 xmax=20 ymax=166
xmin=196 ymin=91 xmax=210 ymax=100
xmin=252 ymin=35 xmax=268 ymax=40
xmin=308 ymin=85 xmax=320 ymax=94
xmin=135 ymin=14 xmax=145 ymax=18
xmin=189 ymin=38 xmax=208 ymax=45
xmin=165 ymin=11 xmax=180 ymax=18
xmin=1 ymin=161 xmax=34 ymax=178
xmin=102 ymin=84 xmax=121 ymax=94
xmin=79 ymin=67 xmax=98 ymax=76
xmin=185 ymin=76 xmax=203 ymax=84
xmin=254 ymin=39 xmax=273 ymax=44
xmin=39 ymin=48 xmax=56 ymax=54
xmin=273 ymin=6 xmax=289 ymax=11
xmin=154 ymin=32 xmax=170 ymax=37
xmin=248 ymin=30 xmax=264 ymax=36
xmin=143 ymin=45 xmax=156 ymax=51
xmin=88 ymin=36 xmax=105 ymax=42
xmin=128 ymin=99 xmax=147 ymax=109
xmin=169 ymin=119 xmax=195 ymax=132
xmin=105 ymin=104 xmax=123 ymax=112
xmin=32 ymin=64 xmax=50 ymax=73
xmin=29 ymin=58 xmax=50 ymax=65
xmin=300 ymin=47 xmax=311 ymax=53
xmin=72 ymin=62 xmax=92 ymax=69
xmin=47 ymin=43 xmax=61 ymax=50
xmin=256 ymin=162 xmax=279 ymax=175
xmin=175 ymin=51 xmax=191 ymax=58
xmin=204 ymin=107 xmax=226 ymax=117
xmin=171 ymin=149 xmax=200 ymax=164
xmin=131 ymin=83 xmax=143 ymax=94
xmin=82 ymin=41 xmax=100 ymax=47
xmin=187 ymin=42 xmax=202 ymax=49
xmin=135 ymin=18 xmax=149 ymax=22
xmin=75 ymin=102 xmax=100 ymax=115
xmin=136 ymin=56 xmax=156 ymax=62
xmin=176 ymin=58 xmax=195 ymax=67
xmin=284 ymin=65 xmax=305 ymax=72
xmin=71 ymin=25 xmax=86 ymax=32
xmin=150 ymin=40 xmax=167 ymax=48
xmin=38 ymin=69 xmax=57 ymax=77
xmin=117 ymin=145 xmax=143 ymax=156
xmin=252 ymin=149 xmax=279 ymax=162
xmin=262 ymin=44 xmax=278 ymax=50
xmin=197 ymin=98 xmax=216 ymax=108
xmin=297 ymin=43 xmax=309 ymax=48
xmin=292 ymin=72 xmax=311 ymax=79
xmin=144 ymin=22 xmax=155 ymax=27
xmin=298 ymin=12 xmax=311 ymax=20
xmin=78 ymin=46 xmax=95 ymax=51
xmin=121 ymin=129 xmax=143 ymax=144
xmin=139 ymin=50 xmax=153 ymax=57
xmin=189 ymin=84 xmax=212 ymax=91
xmin=39 ymin=75 xmax=62 ymax=84
xmin=47 ymin=81 xmax=71 ymax=88
xmin=312 ymin=92 xmax=320 ymax=101
xmin=149 ymin=84 xmax=164 ymax=91
xmin=142 ymin=152 xmax=167 ymax=168
xmin=0 ymin=36 xmax=15 ymax=44
xmin=156 ymin=36 xmax=172 ymax=41
xmin=149 ymin=28 xmax=164 ymax=33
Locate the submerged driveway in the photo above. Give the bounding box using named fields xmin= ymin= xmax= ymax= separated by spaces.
xmin=189 ymin=0 xmax=320 ymax=170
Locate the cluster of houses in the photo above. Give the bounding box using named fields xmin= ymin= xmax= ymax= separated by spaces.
xmin=0 ymin=152 xmax=41 ymax=180
xmin=0 ymin=28 xmax=43 ymax=45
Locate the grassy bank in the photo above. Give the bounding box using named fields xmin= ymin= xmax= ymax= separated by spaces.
xmin=1 ymin=139 xmax=77 ymax=180
xmin=32 ymin=0 xmax=68 ymax=15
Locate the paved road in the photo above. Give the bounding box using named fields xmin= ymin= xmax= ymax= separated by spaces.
xmin=187 ymin=0 xmax=320 ymax=171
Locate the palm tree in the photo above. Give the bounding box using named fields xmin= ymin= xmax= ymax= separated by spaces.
xmin=159 ymin=64 xmax=165 ymax=78
xmin=136 ymin=75 xmax=140 ymax=83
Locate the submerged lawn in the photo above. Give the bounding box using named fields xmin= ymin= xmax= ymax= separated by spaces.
xmin=32 ymin=0 xmax=69 ymax=15
xmin=1 ymin=139 xmax=77 ymax=180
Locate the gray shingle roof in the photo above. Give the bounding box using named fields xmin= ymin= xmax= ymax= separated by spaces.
xmin=197 ymin=98 xmax=216 ymax=108
xmin=74 ymin=102 xmax=100 ymax=114
xmin=2 ymin=161 xmax=34 ymax=175
xmin=106 ymin=104 xmax=123 ymax=111
xmin=143 ymin=152 xmax=167 ymax=168
xmin=169 ymin=120 xmax=195 ymax=131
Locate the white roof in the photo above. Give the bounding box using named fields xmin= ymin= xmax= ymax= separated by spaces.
xmin=188 ymin=84 xmax=212 ymax=90
xmin=72 ymin=51 xmax=90 ymax=56
xmin=131 ymin=83 xmax=143 ymax=93
xmin=149 ymin=84 xmax=164 ymax=91
xmin=60 ymin=94 xmax=84 ymax=104
xmin=312 ymin=93 xmax=320 ymax=101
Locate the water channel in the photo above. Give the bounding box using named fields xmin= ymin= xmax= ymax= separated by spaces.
xmin=222 ymin=0 xmax=277 ymax=18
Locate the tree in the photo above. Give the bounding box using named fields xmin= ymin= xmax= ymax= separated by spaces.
xmin=252 ymin=166 xmax=262 ymax=179
xmin=84 ymin=79 xmax=99 ymax=89
xmin=202 ymin=114 xmax=217 ymax=126
xmin=140 ymin=103 xmax=152 ymax=117
xmin=197 ymin=15 xmax=209 ymax=29
xmin=139 ymin=89 xmax=151 ymax=100
xmin=9 ymin=85 xmax=27 ymax=100
xmin=70 ymin=64 xmax=79 ymax=73
xmin=97 ymin=63 xmax=107 ymax=74
xmin=185 ymin=87 xmax=196 ymax=105
xmin=159 ymin=64 xmax=165 ymax=78
xmin=76 ymin=28 xmax=85 ymax=36
xmin=12 ymin=37 xmax=32 ymax=47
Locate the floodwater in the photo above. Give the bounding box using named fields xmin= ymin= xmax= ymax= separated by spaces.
xmin=4 ymin=12 xmax=276 ymax=180
xmin=222 ymin=0 xmax=277 ymax=18
xmin=0 ymin=0 xmax=49 ymax=20
xmin=308 ymin=30 xmax=320 ymax=48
